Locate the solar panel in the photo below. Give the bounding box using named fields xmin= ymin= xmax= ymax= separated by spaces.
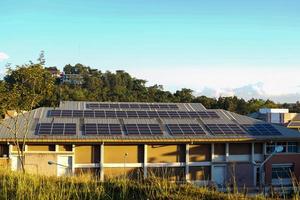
xmin=86 ymin=103 xmax=179 ymax=110
xmin=205 ymin=124 xmax=246 ymax=135
xmin=242 ymin=124 xmax=281 ymax=136
xmin=167 ymin=124 xmax=206 ymax=135
xmin=36 ymin=123 xmax=76 ymax=135
xmin=124 ymin=124 xmax=163 ymax=135
xmin=84 ymin=123 xmax=122 ymax=135
xmin=48 ymin=110 xmax=219 ymax=119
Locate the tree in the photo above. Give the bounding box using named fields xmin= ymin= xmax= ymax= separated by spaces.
xmin=0 ymin=62 xmax=55 ymax=173
xmin=174 ymin=88 xmax=194 ymax=103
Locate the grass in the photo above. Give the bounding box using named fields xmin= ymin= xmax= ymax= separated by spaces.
xmin=0 ymin=169 xmax=298 ymax=200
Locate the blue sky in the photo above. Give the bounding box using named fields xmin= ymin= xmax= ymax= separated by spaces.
xmin=1 ymin=0 xmax=300 ymax=102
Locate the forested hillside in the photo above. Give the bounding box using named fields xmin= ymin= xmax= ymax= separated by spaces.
xmin=1 ymin=56 xmax=299 ymax=116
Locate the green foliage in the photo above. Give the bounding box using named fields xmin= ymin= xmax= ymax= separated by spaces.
xmin=0 ymin=54 xmax=298 ymax=115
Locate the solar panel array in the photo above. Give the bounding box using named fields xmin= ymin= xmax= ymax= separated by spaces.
xmin=36 ymin=123 xmax=76 ymax=135
xmin=205 ymin=124 xmax=246 ymax=135
xmin=166 ymin=124 xmax=206 ymax=135
xmin=242 ymin=124 xmax=281 ymax=136
xmin=124 ymin=124 xmax=163 ymax=135
xmin=84 ymin=124 xmax=122 ymax=135
xmin=86 ymin=103 xmax=178 ymax=110
xmin=48 ymin=110 xmax=219 ymax=119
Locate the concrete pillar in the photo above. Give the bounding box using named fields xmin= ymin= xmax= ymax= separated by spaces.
xmin=185 ymin=144 xmax=190 ymax=182
xmin=263 ymin=142 xmax=267 ymax=155
xmin=55 ymin=144 xmax=59 ymax=152
xmin=100 ymin=143 xmax=104 ymax=181
xmin=72 ymin=144 xmax=75 ymax=173
xmin=211 ymin=143 xmax=214 ymax=181
xmin=144 ymin=144 xmax=148 ymax=178
xmin=8 ymin=143 xmax=12 ymax=158
xmin=251 ymin=142 xmax=256 ymax=187
xmin=251 ymin=142 xmax=255 ymax=163
xmin=225 ymin=143 xmax=229 ymax=162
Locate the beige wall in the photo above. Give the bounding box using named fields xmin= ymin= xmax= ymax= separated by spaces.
xmin=254 ymin=143 xmax=263 ymax=154
xmin=147 ymin=144 xmax=185 ymax=163
xmin=104 ymin=167 xmax=142 ymax=180
xmin=189 ymin=166 xmax=211 ymax=181
xmin=229 ymin=143 xmax=251 ymax=155
xmin=27 ymin=145 xmax=55 ymax=151
xmin=227 ymin=163 xmax=254 ymax=187
xmin=214 ymin=143 xmax=225 ymax=155
xmin=104 ymin=145 xmax=143 ymax=163
xmin=75 ymin=145 xmax=100 ymax=164
xmin=189 ymin=144 xmax=211 ymax=162
xmin=148 ymin=167 xmax=185 ymax=181
xmin=24 ymin=153 xmax=57 ymax=176
xmin=0 ymin=158 xmax=9 ymax=169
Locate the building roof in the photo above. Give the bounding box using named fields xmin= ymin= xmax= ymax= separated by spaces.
xmin=1 ymin=101 xmax=300 ymax=143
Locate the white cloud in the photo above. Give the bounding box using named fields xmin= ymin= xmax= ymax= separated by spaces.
xmin=0 ymin=52 xmax=9 ymax=61
xmin=127 ymin=67 xmax=300 ymax=103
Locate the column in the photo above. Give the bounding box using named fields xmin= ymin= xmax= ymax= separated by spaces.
xmin=72 ymin=144 xmax=75 ymax=173
xmin=225 ymin=143 xmax=229 ymax=162
xmin=211 ymin=143 xmax=214 ymax=181
xmin=144 ymin=144 xmax=148 ymax=178
xmin=185 ymin=144 xmax=190 ymax=182
xmin=100 ymin=143 xmax=104 ymax=181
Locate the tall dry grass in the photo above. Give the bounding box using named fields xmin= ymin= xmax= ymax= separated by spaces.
xmin=0 ymin=169 xmax=297 ymax=200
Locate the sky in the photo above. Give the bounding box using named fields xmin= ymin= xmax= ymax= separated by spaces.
xmin=1 ymin=0 xmax=300 ymax=103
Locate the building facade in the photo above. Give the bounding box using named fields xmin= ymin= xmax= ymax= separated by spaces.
xmin=1 ymin=101 xmax=300 ymax=189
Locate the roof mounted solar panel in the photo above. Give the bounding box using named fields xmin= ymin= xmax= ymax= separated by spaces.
xmin=84 ymin=123 xmax=122 ymax=135
xmin=167 ymin=124 xmax=206 ymax=135
xmin=36 ymin=123 xmax=76 ymax=135
xmin=242 ymin=124 xmax=281 ymax=136
xmin=124 ymin=124 xmax=162 ymax=135
xmin=48 ymin=109 xmax=219 ymax=119
xmin=205 ymin=124 xmax=246 ymax=135
xmin=85 ymin=103 xmax=179 ymax=110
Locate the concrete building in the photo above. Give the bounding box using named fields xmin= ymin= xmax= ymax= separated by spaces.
xmin=250 ymin=108 xmax=300 ymax=132
xmin=1 ymin=101 xmax=300 ymax=189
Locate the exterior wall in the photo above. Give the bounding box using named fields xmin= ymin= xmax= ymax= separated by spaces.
xmin=214 ymin=143 xmax=225 ymax=155
xmin=75 ymin=168 xmax=100 ymax=176
xmin=227 ymin=163 xmax=254 ymax=187
xmin=104 ymin=167 xmax=142 ymax=179
xmin=147 ymin=144 xmax=185 ymax=163
xmin=254 ymin=143 xmax=263 ymax=154
xmin=189 ymin=144 xmax=211 ymax=162
xmin=189 ymin=166 xmax=211 ymax=181
xmin=104 ymin=145 xmax=143 ymax=163
xmin=148 ymin=167 xmax=185 ymax=181
xmin=27 ymin=144 xmax=55 ymax=151
xmin=229 ymin=143 xmax=251 ymax=155
xmin=265 ymin=154 xmax=300 ymax=185
xmin=0 ymin=158 xmax=10 ymax=168
xmin=75 ymin=145 xmax=100 ymax=164
xmin=24 ymin=153 xmax=57 ymax=176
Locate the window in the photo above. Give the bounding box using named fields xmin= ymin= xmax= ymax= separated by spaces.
xmin=287 ymin=142 xmax=298 ymax=153
xmin=272 ymin=164 xmax=294 ymax=179
xmin=276 ymin=142 xmax=287 ymax=152
xmin=266 ymin=142 xmax=298 ymax=154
